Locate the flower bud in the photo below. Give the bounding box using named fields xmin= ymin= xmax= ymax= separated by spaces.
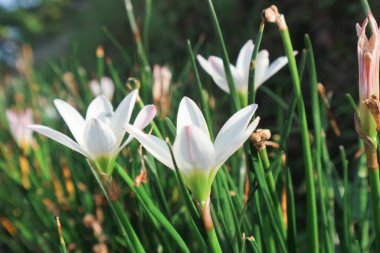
xmin=153 ymin=65 xmax=172 ymax=118
xmin=357 ymin=13 xmax=380 ymax=141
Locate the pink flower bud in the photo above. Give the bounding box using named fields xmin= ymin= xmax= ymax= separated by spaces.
xmin=153 ymin=65 xmax=172 ymax=118
xmin=357 ymin=13 xmax=380 ymax=100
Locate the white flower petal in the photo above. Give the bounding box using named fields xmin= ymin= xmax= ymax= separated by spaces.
xmin=117 ymin=105 xmax=157 ymax=152
xmin=209 ymin=56 xmax=245 ymax=93
xmin=29 ymin=125 xmax=87 ymax=156
xmin=124 ymin=124 xmax=174 ymax=169
xmin=197 ymin=55 xmax=230 ymax=93
xmin=54 ymin=99 xmax=86 ymax=145
xmin=260 ymin=55 xmax=289 ymax=85
xmin=236 ymin=40 xmax=254 ymax=83
xmin=214 ymin=104 xmax=258 ymax=164
xmin=110 ymin=90 xmax=138 ymax=140
xmin=173 ymin=125 xmax=215 ymax=176
xmin=86 ymin=95 xmax=113 ymax=120
xmin=177 ymin=97 xmax=209 ymax=137
xmin=83 ymin=118 xmax=117 ymax=160
xmin=215 ymin=117 xmax=259 ymax=167
xmin=254 ymin=50 xmax=270 ymax=89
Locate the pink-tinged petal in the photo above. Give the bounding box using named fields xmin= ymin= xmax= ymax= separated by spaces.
xmin=357 ymin=13 xmax=380 ymax=100
xmin=197 ymin=55 xmax=230 ymax=93
xmin=124 ymin=124 xmax=174 ymax=169
xmin=86 ymin=95 xmax=113 ymax=120
xmin=117 ymin=105 xmax=157 ymax=152
xmin=236 ymin=40 xmax=254 ymax=84
xmin=214 ymin=104 xmax=258 ymax=164
xmin=173 ymin=125 xmax=215 ymax=176
xmin=54 ymin=99 xmax=86 ymax=145
xmin=29 ymin=125 xmax=88 ymax=156
xmin=132 ymin=104 xmax=157 ymax=130
xmin=153 ymin=65 xmax=172 ymax=102
xmin=83 ymin=118 xmax=117 ymax=160
xmin=100 ymin=77 xmax=115 ymax=100
xmin=177 ymin=97 xmax=209 ymax=137
xmin=110 ymin=89 xmax=138 ymax=140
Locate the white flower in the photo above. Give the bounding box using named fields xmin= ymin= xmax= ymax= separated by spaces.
xmin=197 ymin=40 xmax=290 ymax=93
xmin=29 ymin=90 xmax=156 ymax=171
xmin=89 ymin=77 xmax=115 ymax=100
xmin=6 ymin=108 xmax=34 ymax=150
xmin=125 ymin=97 xmax=259 ymax=202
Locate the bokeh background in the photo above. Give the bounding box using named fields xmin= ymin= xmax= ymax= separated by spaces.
xmin=0 ymin=0 xmax=379 ymax=251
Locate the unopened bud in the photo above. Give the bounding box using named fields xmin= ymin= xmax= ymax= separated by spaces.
xmin=262 ymin=5 xmax=278 ymax=23
xmin=250 ymin=129 xmax=271 ymax=150
xmin=96 ymin=45 xmax=104 ymax=58
xmin=262 ymin=5 xmax=287 ymax=30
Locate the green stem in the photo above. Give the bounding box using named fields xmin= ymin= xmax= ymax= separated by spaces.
xmin=124 ymin=0 xmax=152 ymax=100
xmin=340 ymin=146 xmax=351 ymax=253
xmin=305 ymin=34 xmax=333 ymax=253
xmin=96 ymin=47 xmax=104 ymax=79
xmin=201 ymin=201 xmax=222 ymax=253
xmin=143 ymin=0 xmax=152 ymax=52
xmin=248 ymin=20 xmax=265 ymax=104
xmin=207 ymin=226 xmax=223 ymax=253
xmin=280 ymin=25 xmax=319 ymax=252
xmin=361 ymin=0 xmax=371 ymax=14
xmin=258 ymin=148 xmax=286 ymax=237
xmin=115 ymin=165 xmax=192 ymax=253
xmin=87 ymin=160 xmax=145 ymax=253
xmin=205 ymin=0 xmax=240 ymax=111
xmin=369 ymin=168 xmax=380 ymax=252
xmin=357 ymin=141 xmax=370 ymax=253
xmin=286 ymin=166 xmax=297 ymax=253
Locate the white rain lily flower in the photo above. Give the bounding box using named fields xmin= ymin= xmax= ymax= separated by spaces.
xmin=197 ymin=40 xmax=290 ymax=94
xmin=125 ymin=97 xmax=259 ymax=202
xmin=89 ymin=77 xmax=115 ymax=100
xmin=6 ymin=108 xmax=34 ymax=151
xmin=29 ymin=90 xmax=156 ymax=173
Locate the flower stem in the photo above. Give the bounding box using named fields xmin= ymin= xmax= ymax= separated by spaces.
xmin=205 ymin=0 xmax=241 ymax=111
xmin=305 ymin=34 xmax=333 ymax=253
xmin=258 ymin=147 xmax=286 ymax=237
xmin=87 ymin=160 xmax=145 ymax=253
xmin=361 ymin=0 xmax=371 ymax=14
xmin=369 ymin=167 xmax=380 ymax=252
xmin=248 ymin=20 xmax=265 ymax=104
xmin=201 ymin=199 xmax=222 ymax=253
xmin=124 ymin=0 xmax=152 ymax=100
xmin=278 ymin=18 xmax=319 ymax=253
